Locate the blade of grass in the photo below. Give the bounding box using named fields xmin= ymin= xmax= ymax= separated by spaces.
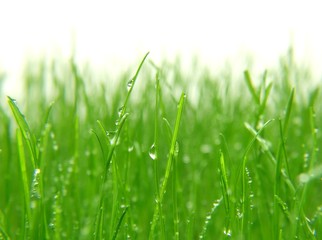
xmin=236 ymin=119 xmax=275 ymax=236
xmin=119 ymin=52 xmax=149 ymax=118
xmin=93 ymin=53 xmax=149 ymax=239
xmin=112 ymin=206 xmax=128 ymax=240
xmin=219 ymin=150 xmax=231 ymax=237
xmin=149 ymin=66 xmax=166 ymax=238
xmin=244 ymin=70 xmax=260 ymax=105
xmin=16 ymin=129 xmax=31 ymax=239
xmin=172 ymin=141 xmax=180 ymax=240
xmin=7 ymin=96 xmax=37 ymax=168
xmin=295 ymin=107 xmax=319 ymax=239
xmin=273 ymin=89 xmax=294 ymax=239
xmin=149 ymin=93 xmax=186 ymax=240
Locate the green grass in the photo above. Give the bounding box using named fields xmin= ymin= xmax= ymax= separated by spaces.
xmin=0 ymin=50 xmax=322 ymax=239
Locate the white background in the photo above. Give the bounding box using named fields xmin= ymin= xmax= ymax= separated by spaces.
xmin=1 ymin=0 xmax=322 ymax=94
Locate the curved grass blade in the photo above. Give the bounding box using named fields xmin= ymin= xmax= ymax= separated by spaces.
xmin=7 ymin=96 xmax=37 ymax=168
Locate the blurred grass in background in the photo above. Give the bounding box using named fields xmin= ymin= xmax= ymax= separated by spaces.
xmin=0 ymin=50 xmax=321 ymax=239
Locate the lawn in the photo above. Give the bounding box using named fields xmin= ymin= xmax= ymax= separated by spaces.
xmin=0 ymin=50 xmax=321 ymax=239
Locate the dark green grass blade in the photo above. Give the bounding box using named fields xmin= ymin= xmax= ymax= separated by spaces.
xmin=112 ymin=206 xmax=128 ymax=240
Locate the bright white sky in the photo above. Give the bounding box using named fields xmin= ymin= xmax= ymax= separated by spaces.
xmin=1 ymin=0 xmax=322 ymax=93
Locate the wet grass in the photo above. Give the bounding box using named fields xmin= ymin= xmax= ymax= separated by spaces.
xmin=0 ymin=50 xmax=322 ymax=239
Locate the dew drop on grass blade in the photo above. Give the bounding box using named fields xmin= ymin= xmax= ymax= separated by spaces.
xmin=149 ymin=143 xmax=157 ymax=161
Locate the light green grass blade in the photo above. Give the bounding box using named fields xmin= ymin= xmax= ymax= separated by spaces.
xmin=244 ymin=70 xmax=260 ymax=105
xmin=16 ymin=129 xmax=31 ymax=239
xmin=7 ymin=96 xmax=37 ymax=168
xmin=282 ymin=88 xmax=294 ymax=134
xmin=119 ymin=52 xmax=149 ymax=118
xmin=219 ymin=150 xmax=231 ymax=235
xmin=149 ymin=93 xmax=186 ymax=240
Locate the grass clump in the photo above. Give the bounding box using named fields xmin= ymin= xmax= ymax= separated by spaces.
xmin=0 ymin=50 xmax=322 ymax=239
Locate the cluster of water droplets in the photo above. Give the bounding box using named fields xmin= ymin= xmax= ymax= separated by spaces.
xmin=30 ymin=168 xmax=41 ymax=209
xmin=224 ymin=228 xmax=232 ymax=237
xmin=50 ymin=131 xmax=59 ymax=151
xmin=199 ymin=198 xmax=222 ymax=239
xmin=245 ymin=167 xmax=255 ymax=211
xmin=48 ymin=193 xmax=62 ymax=231
xmin=303 ymin=152 xmax=310 ymax=169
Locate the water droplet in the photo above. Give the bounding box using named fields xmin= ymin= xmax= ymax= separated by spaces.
xmin=200 ymin=144 xmax=212 ymax=154
xmin=118 ymin=106 xmax=124 ymax=117
xmin=120 ymin=204 xmax=127 ymax=209
xmin=183 ymin=155 xmax=190 ymax=164
xmin=224 ymin=229 xmax=232 ymax=237
xmin=174 ymin=141 xmax=179 ymax=157
xmin=128 ymin=145 xmax=134 ymax=152
xmin=213 ymin=198 xmax=222 ymax=208
xmin=298 ymin=173 xmax=310 ymax=183
xmin=85 ymin=150 xmax=90 ymax=156
xmin=30 ymin=168 xmax=41 ymax=208
xmin=53 ymin=142 xmax=59 ymax=151
xmin=303 ymin=153 xmax=309 ymax=168
xmin=49 ymin=222 xmax=55 ymax=229
xmin=149 ymin=143 xmax=157 ymax=160
xmin=50 ymin=132 xmax=55 ymax=139
xmin=107 ymin=131 xmax=118 ymax=145
xmin=127 ymin=79 xmax=134 ymax=91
